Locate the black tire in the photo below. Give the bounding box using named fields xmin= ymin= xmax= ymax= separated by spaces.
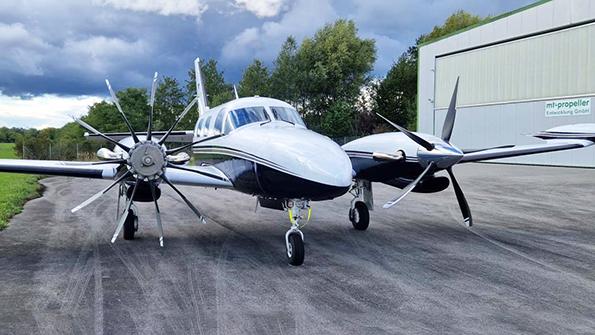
xmin=286 ymin=233 xmax=304 ymax=266
xmin=123 ymin=209 xmax=136 ymax=240
xmin=350 ymin=201 xmax=370 ymax=231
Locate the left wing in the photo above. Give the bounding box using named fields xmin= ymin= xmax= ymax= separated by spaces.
xmin=0 ymin=159 xmax=233 ymax=188
xmin=0 ymin=159 xmax=118 ymax=179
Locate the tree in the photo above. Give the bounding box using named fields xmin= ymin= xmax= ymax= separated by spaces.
xmin=270 ymin=36 xmax=299 ymax=105
xmin=374 ymin=47 xmax=418 ymax=129
xmin=419 ymin=10 xmax=483 ymax=45
xmin=297 ymin=20 xmax=376 ymax=134
xmin=154 ymin=76 xmax=186 ymax=131
xmin=238 ymin=59 xmax=270 ymax=98
xmin=320 ymin=101 xmax=356 ymax=139
xmin=186 ymin=59 xmax=233 ymax=108
xmin=374 ymin=10 xmax=484 ymax=131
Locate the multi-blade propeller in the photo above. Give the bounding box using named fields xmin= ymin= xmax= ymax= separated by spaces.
xmin=378 ymin=77 xmax=473 ymax=227
xmin=71 ymin=73 xmax=225 ymax=246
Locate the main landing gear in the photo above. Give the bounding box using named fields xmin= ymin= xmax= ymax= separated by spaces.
xmin=123 ymin=208 xmax=138 ymax=240
xmin=349 ymin=179 xmax=373 ymax=231
xmin=117 ymin=183 xmax=138 ymax=240
xmin=284 ymin=199 xmax=311 ymax=266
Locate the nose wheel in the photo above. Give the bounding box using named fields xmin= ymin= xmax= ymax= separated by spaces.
xmin=284 ymin=200 xmax=310 ymax=266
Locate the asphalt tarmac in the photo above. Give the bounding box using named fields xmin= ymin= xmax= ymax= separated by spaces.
xmin=0 ymin=163 xmax=594 ymax=335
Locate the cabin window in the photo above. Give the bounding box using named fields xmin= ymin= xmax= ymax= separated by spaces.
xmin=201 ymin=116 xmax=212 ymax=137
xmin=229 ymin=107 xmax=269 ymax=129
xmin=270 ymin=107 xmax=305 ymax=127
xmin=196 ymin=117 xmax=205 ymax=136
xmin=213 ymin=110 xmax=225 ymax=134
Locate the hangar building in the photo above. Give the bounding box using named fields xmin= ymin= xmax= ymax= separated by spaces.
xmin=418 ymin=0 xmax=595 ymax=167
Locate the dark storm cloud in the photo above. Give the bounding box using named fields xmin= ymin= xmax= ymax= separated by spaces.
xmin=0 ymin=0 xmax=535 ymax=97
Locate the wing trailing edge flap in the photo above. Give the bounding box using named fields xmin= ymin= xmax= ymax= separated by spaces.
xmin=164 ymin=165 xmax=233 ymax=188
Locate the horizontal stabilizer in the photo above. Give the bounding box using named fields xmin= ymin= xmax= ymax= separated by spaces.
xmin=85 ymin=130 xmax=194 ymax=143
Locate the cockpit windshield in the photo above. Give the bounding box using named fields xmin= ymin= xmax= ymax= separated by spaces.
xmin=270 ymin=106 xmax=305 ymax=127
xmin=229 ymin=107 xmax=269 ymax=129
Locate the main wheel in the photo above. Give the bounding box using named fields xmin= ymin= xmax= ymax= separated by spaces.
xmin=286 ymin=233 xmax=304 ymax=266
xmin=123 ymin=209 xmax=137 ymax=240
xmin=349 ymin=201 xmax=370 ymax=231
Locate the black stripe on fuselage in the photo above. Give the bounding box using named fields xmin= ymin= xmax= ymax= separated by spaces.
xmin=193 ymin=151 xmax=348 ymax=201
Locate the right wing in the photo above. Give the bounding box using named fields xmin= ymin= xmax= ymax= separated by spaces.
xmin=460 ymin=139 xmax=593 ymax=163
xmin=461 ymin=124 xmax=595 ymax=163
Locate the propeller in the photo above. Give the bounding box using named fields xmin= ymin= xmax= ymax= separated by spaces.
xmin=72 ymin=72 xmax=222 ymax=245
xmin=378 ymin=77 xmax=473 ymax=226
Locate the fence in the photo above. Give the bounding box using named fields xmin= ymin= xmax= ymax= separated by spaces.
xmin=13 ymin=135 xmax=363 ymax=161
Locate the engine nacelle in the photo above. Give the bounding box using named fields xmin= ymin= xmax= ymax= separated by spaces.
xmin=126 ymin=181 xmax=162 ymax=202
xmin=384 ymin=176 xmax=450 ymax=194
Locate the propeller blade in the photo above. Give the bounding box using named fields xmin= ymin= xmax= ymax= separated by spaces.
xmin=158 ymin=98 xmax=197 ymax=145
xmin=116 ymin=183 xmax=123 ymax=221
xmin=383 ymin=162 xmax=435 ymax=209
xmin=106 ymin=79 xmax=140 ymax=143
xmin=149 ymin=181 xmax=164 ymax=247
xmin=377 ymin=113 xmax=434 ymax=151
xmin=446 ymin=167 xmax=473 ymax=227
xmin=147 ymin=72 xmax=158 ymax=141
xmin=161 ymin=175 xmax=206 ymax=224
xmin=166 ymin=163 xmax=229 ymax=181
xmin=111 ymin=178 xmax=140 ymax=243
xmin=441 ymin=77 xmax=459 ymax=143
xmin=166 ymin=134 xmax=223 ymax=155
xmin=74 ymin=118 xmax=130 ymax=152
xmin=71 ymin=171 xmax=131 ymax=213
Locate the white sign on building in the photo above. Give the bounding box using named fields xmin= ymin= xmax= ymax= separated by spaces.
xmin=545 ymin=98 xmax=591 ymax=117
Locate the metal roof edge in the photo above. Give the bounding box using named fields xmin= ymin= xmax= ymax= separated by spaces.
xmin=418 ymin=0 xmax=553 ymax=48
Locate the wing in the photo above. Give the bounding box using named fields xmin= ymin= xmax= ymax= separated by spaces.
xmin=0 ymin=159 xmax=119 ymax=179
xmin=460 ymin=139 xmax=593 ymax=163
xmin=0 ymin=159 xmax=233 ymax=188
xmin=461 ymin=124 xmax=595 ymax=163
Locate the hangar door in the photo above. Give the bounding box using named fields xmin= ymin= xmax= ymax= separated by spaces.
xmin=434 ymin=22 xmax=595 ymax=109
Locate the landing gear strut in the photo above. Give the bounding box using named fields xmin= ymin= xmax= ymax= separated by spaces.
xmin=284 ymin=199 xmax=310 ymax=266
xmin=349 ymin=179 xmax=373 ymax=231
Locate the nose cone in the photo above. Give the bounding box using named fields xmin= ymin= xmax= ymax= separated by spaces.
xmin=231 ymin=122 xmax=353 ymax=188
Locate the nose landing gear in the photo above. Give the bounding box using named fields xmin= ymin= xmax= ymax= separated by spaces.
xmin=284 ymin=199 xmax=310 ymax=266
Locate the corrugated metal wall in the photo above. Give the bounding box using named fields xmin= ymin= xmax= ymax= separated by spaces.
xmin=418 ymin=0 xmax=595 ymax=167
xmin=434 ymin=22 xmax=595 ymax=109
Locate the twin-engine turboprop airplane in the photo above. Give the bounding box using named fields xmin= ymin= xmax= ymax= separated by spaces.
xmin=0 ymin=59 xmax=594 ymax=266
xmin=342 ymin=78 xmax=595 ymax=231
xmin=0 ymin=58 xmax=352 ymax=266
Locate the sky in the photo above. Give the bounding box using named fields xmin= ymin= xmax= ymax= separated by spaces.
xmin=0 ymin=0 xmax=534 ymax=129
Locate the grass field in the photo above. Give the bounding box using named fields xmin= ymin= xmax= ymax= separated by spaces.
xmin=0 ymin=143 xmax=42 ymax=230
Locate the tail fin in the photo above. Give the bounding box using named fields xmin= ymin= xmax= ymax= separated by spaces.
xmin=233 ymin=84 xmax=239 ymax=100
xmin=194 ymin=58 xmax=209 ymax=116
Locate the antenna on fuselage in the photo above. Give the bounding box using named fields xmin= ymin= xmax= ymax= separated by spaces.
xmin=194 ymin=57 xmax=209 ymax=115
xmin=233 ymin=84 xmax=239 ymax=100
